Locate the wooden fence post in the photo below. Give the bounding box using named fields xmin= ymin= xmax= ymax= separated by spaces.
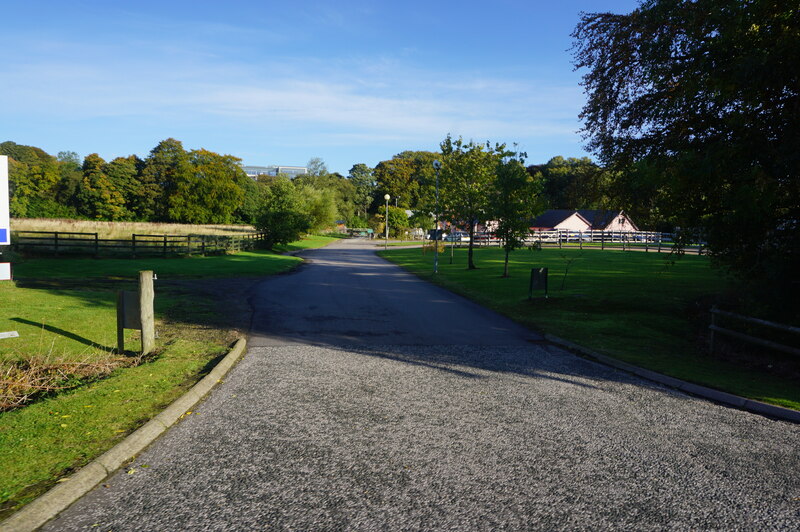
xmin=132 ymin=234 xmax=137 ymax=258
xmin=54 ymin=232 xmax=59 ymax=256
xmin=94 ymin=233 xmax=99 ymax=257
xmin=163 ymin=235 xmax=168 ymax=258
xmin=116 ymin=291 xmax=125 ymax=353
xmin=139 ymin=270 xmax=155 ymax=355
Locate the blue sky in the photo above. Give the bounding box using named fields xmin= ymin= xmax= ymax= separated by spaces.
xmin=1 ymin=0 xmax=641 ymax=174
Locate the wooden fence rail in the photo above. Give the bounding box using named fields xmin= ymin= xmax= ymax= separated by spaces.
xmin=11 ymin=231 xmax=267 ymax=258
xmin=709 ymin=307 xmax=800 ymax=357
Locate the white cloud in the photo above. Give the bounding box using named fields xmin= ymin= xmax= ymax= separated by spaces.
xmin=0 ymin=33 xmax=588 ymax=166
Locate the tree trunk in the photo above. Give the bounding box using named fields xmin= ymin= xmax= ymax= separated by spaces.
xmin=467 ymin=221 xmax=476 ymax=269
xmin=503 ymin=247 xmax=510 ymax=277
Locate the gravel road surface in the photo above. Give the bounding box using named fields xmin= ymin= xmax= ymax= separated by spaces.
xmin=45 ymin=239 xmax=800 ymax=530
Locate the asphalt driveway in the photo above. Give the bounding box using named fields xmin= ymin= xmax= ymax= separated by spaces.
xmin=45 ymin=239 xmax=800 ymax=530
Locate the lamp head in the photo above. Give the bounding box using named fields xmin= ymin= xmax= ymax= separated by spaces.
xmin=432 ymin=160 xmax=441 ymax=170
xmin=384 ymin=194 xmax=390 ymax=201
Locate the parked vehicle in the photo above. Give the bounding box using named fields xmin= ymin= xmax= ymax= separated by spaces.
xmin=427 ymin=229 xmax=447 ymax=241
xmin=444 ymin=232 xmax=470 ymax=242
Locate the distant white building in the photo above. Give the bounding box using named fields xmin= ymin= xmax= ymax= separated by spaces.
xmin=242 ymin=165 xmax=308 ymax=179
xmin=530 ymin=209 xmax=639 ymax=232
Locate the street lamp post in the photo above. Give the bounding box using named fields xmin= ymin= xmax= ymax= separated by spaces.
xmin=432 ymin=160 xmax=441 ymax=274
xmin=384 ymin=193 xmax=390 ymax=250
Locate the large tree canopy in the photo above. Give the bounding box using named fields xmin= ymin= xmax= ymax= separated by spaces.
xmin=573 ymin=0 xmax=800 ymax=305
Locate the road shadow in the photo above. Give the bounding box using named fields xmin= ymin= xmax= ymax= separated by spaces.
xmin=245 ymin=242 xmax=676 ymax=396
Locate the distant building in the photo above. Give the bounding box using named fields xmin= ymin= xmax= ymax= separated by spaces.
xmin=530 ymin=209 xmax=638 ymax=232
xmin=242 ymin=165 xmax=308 ymax=179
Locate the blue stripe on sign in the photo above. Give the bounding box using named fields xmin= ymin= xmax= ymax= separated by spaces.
xmin=0 ymin=228 xmax=6 ymax=243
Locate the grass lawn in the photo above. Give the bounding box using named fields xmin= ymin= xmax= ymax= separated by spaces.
xmin=379 ymin=246 xmax=800 ymax=411
xmin=0 ymin=234 xmax=335 ymax=518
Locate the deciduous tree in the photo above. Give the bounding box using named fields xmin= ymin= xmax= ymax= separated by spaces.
xmin=573 ymin=0 xmax=800 ymax=308
xmin=492 ymin=152 xmax=544 ymax=277
xmin=439 ymin=135 xmax=504 ymax=270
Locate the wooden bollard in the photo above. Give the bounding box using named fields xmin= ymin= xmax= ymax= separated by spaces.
xmin=117 ymin=270 xmax=156 ymax=355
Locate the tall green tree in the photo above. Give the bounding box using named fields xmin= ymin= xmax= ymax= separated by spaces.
xmin=167 ymin=149 xmax=246 ymax=224
xmin=105 ymin=155 xmax=144 ymax=219
xmin=348 ymin=163 xmax=376 ymax=218
xmin=439 ymin=135 xmax=504 ymax=270
xmin=372 ymin=151 xmax=439 ymax=213
xmin=255 ymin=177 xmax=311 ymax=248
xmin=296 ymin=184 xmax=338 ymax=232
xmin=142 ymin=138 xmax=190 ymax=221
xmin=373 ymin=157 xmax=416 ymax=209
xmin=0 ymin=141 xmax=61 ymax=217
xmin=528 ymin=156 xmax=607 ymax=210
xmin=492 ymin=152 xmax=545 ymax=277
xmin=76 ymin=153 xmax=126 ymax=220
xmin=573 ymin=0 xmax=800 ymax=308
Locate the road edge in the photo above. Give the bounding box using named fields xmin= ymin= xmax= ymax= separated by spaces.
xmin=543 ymin=334 xmax=800 ymax=424
xmin=0 ymin=338 xmax=248 ymax=532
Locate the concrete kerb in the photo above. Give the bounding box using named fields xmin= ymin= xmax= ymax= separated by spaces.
xmin=0 ymin=338 xmax=248 ymax=532
xmin=543 ymin=333 xmax=800 ymax=424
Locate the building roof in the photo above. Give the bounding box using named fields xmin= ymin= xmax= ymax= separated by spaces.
xmin=576 ymin=210 xmax=618 ymax=229
xmin=530 ymin=209 xmax=581 ymax=228
xmin=530 ymin=209 xmax=638 ymax=230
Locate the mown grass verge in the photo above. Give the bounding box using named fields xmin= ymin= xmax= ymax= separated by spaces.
xmin=0 ymin=234 xmax=335 ymax=518
xmin=379 ymin=246 xmax=800 ymax=411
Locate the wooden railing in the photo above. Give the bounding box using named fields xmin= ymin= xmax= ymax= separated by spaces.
xmin=709 ymin=307 xmax=800 ymax=357
xmin=11 ymin=231 xmax=267 ymax=258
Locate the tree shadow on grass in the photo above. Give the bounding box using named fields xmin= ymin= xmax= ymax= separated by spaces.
xmin=9 ymin=318 xmax=126 ymax=355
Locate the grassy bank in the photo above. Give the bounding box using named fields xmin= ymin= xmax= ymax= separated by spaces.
xmin=380 ymin=246 xmax=800 ymax=410
xmin=0 ymin=234 xmax=335 ymax=517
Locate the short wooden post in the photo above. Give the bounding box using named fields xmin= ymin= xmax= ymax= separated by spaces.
xmin=201 ymin=236 xmax=206 ymax=255
xmin=94 ymin=233 xmax=100 ymax=257
xmin=116 ymin=271 xmax=156 ymax=355
xmin=139 ymin=270 xmax=155 ymax=355
xmin=132 ymin=234 xmax=137 ymax=258
xmin=601 ymin=231 xmax=605 ymax=250
xmin=54 ymin=232 xmax=59 ymax=256
xmin=116 ymin=291 xmax=125 ymax=353
xmin=187 ymin=234 xmax=192 ymax=255
xmin=163 ymin=235 xmax=168 ymax=257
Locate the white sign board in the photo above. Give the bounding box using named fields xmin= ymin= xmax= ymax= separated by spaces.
xmin=0 ymin=155 xmax=9 ymax=245
xmin=0 ymin=262 xmax=10 ymax=280
xmin=0 ymin=331 xmax=19 ymax=340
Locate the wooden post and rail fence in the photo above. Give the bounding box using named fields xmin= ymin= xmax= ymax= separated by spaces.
xmin=709 ymin=307 xmax=800 ymax=358
xmin=9 ymin=231 xmax=267 ymax=258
